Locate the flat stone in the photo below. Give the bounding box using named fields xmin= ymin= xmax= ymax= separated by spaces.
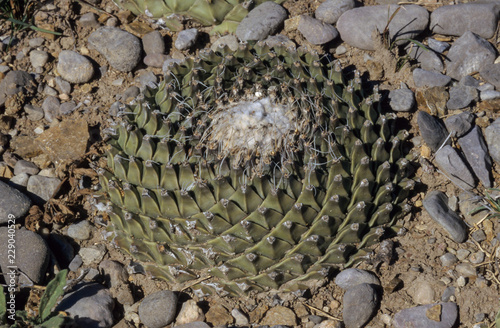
xmin=298 ymin=15 xmax=338 ymax=45
xmin=480 ymin=90 xmax=500 ymax=101
xmin=315 ymin=0 xmax=355 ymax=24
xmin=417 ymin=111 xmax=450 ymax=152
xmin=35 ymin=118 xmax=89 ymax=164
xmin=57 ymin=50 xmax=94 ymax=83
xmin=407 ymin=45 xmax=443 ymax=72
xmin=56 ymin=283 xmax=114 ymax=328
xmin=9 ymin=173 xmax=29 ymax=189
xmin=410 ymin=280 xmax=435 ymax=304
xmin=28 ymin=37 xmax=44 ymax=47
xmin=79 ymin=245 xmax=106 ymax=265
xmin=435 ymin=146 xmax=476 ymax=191
xmin=99 ymin=260 xmax=128 ymax=287
xmin=446 ymin=85 xmax=478 ymax=110
xmin=413 ymin=68 xmax=451 ymax=88
xmin=430 ymin=4 xmax=498 ymax=39
xmin=440 ymin=253 xmax=458 ymax=267
xmin=0 ymin=180 xmax=31 ymax=223
xmin=427 ymin=38 xmax=450 ymax=53
xmin=29 ymin=50 xmax=49 ymax=68
xmin=79 ymin=12 xmax=100 ymax=29
xmin=88 ymin=27 xmax=142 ymax=72
xmin=26 ymin=175 xmax=61 ymax=203
xmin=261 ymin=306 xmax=297 ymax=326
xmin=423 ymin=190 xmax=468 ymax=243
xmin=67 ymin=220 xmax=92 ymax=240
xmin=393 ymin=302 xmax=458 ymax=328
xmin=441 ymin=287 xmax=455 ymax=302
xmin=0 ymin=227 xmax=49 ymax=284
xmin=264 ymin=34 xmax=296 ymax=49
xmin=334 ymin=268 xmax=381 ymax=289
xmin=336 ymin=5 xmax=429 ymax=50
xmin=24 ymin=104 xmax=44 ymax=121
xmin=485 ymin=118 xmax=500 ymax=165
xmin=389 ymin=87 xmax=415 ymax=112
xmin=205 ymin=304 xmax=233 ymax=326
xmin=138 ymin=290 xmax=177 ymax=328
xmin=69 ymin=254 xmax=83 ymax=272
xmin=13 ymin=160 xmax=39 ymax=175
xmin=41 ymin=95 xmax=60 ymax=122
xmin=55 ymin=76 xmax=71 ymax=95
xmin=455 ymin=263 xmax=477 ymax=277
xmin=176 ymin=299 xmax=205 ymax=325
xmin=479 ymin=63 xmax=500 ymax=89
xmin=231 ymin=308 xmax=249 ymax=326
xmin=0 ymin=70 xmax=36 ymax=106
xmin=236 ymin=2 xmax=287 ymax=41
xmin=446 ymin=31 xmax=496 ymax=81
xmin=143 ymin=53 xmax=169 ymax=68
xmin=142 ymin=30 xmax=165 ymax=55
xmin=460 ymin=75 xmax=480 ymax=88
xmin=458 ymin=125 xmax=492 ymax=187
xmin=444 ymin=111 xmax=474 ymax=138
xmin=175 ymin=28 xmax=199 ymax=50
xmin=342 ymin=283 xmax=379 ymax=328
xmin=59 ymin=101 xmax=77 ymax=115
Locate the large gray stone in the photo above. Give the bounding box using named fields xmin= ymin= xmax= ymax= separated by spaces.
xmin=446 ymin=85 xmax=478 ymax=110
xmin=0 ymin=227 xmax=49 ymax=284
xmin=138 ymin=290 xmax=177 ymax=328
xmin=480 ymin=63 xmax=500 ymax=90
xmin=423 ymin=191 xmax=468 ymax=243
xmin=26 ymin=175 xmax=61 ymax=203
xmin=0 ymin=180 xmax=31 ymax=224
xmin=407 ymin=45 xmax=443 ymax=72
xmin=315 ymin=0 xmax=355 ymax=24
xmin=417 ymin=111 xmax=450 ymax=152
xmin=430 ymin=4 xmax=498 ymax=39
xmin=236 ymin=2 xmax=287 ymax=41
xmin=435 ymin=145 xmax=476 ymax=190
xmin=342 ymin=283 xmax=379 ymax=328
xmin=485 ymin=118 xmax=500 ymax=165
xmin=393 ymin=302 xmax=458 ymax=328
xmin=298 ymin=15 xmax=338 ymax=45
xmin=446 ymin=31 xmax=497 ymax=81
xmin=336 ymin=5 xmax=429 ymax=50
xmin=458 ymin=126 xmax=492 ymax=187
xmin=335 ymin=268 xmax=381 ymax=289
xmin=88 ymin=27 xmax=142 ymax=72
xmin=56 ymin=50 xmax=94 ymax=83
xmin=413 ymin=68 xmax=451 ymax=88
xmin=56 ymin=283 xmax=115 ymax=328
xmin=0 ymin=70 xmax=35 ymax=106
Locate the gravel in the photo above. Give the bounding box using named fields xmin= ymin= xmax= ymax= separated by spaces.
xmin=57 ymin=50 xmax=94 ymax=83
xmin=138 ymin=290 xmax=178 ymax=328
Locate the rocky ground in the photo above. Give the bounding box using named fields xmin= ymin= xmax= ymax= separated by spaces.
xmin=0 ymin=0 xmax=500 ymax=327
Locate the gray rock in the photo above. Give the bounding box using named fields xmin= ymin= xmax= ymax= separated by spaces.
xmin=136 ymin=71 xmax=158 ymax=90
xmin=69 ymin=254 xmax=83 ymax=272
xmin=389 ymin=87 xmax=415 ymax=112
xmin=232 ymin=308 xmax=249 ymax=325
xmin=335 ymin=45 xmax=347 ymax=55
xmin=441 ymin=286 xmax=455 ymax=302
xmin=469 ymin=251 xmax=485 ymax=264
xmin=315 ymin=0 xmax=355 ymax=24
xmin=417 ymin=111 xmax=450 ymax=152
xmin=430 ymin=3 xmax=498 ymax=39
xmin=342 ymin=283 xmax=379 ymax=328
xmin=480 ymin=90 xmax=500 ymax=101
xmin=423 ymin=190 xmax=468 ymax=243
xmin=57 ymin=50 xmax=94 ymax=83
xmin=479 ymin=63 xmax=500 ymax=89
xmin=142 ymin=30 xmax=165 ymax=55
xmin=336 ymin=5 xmax=429 ymax=50
xmin=393 ymin=302 xmax=458 ymax=328
xmin=120 ymin=85 xmax=140 ymax=102
xmin=9 ymin=173 xmax=29 ymax=189
xmin=79 ymin=12 xmax=100 ymax=28
xmin=174 ymin=323 xmax=210 ymax=328
xmin=298 ymin=15 xmax=338 ymax=45
xmin=143 ymin=53 xmax=169 ymax=68
xmin=67 ymin=220 xmax=92 ymax=240
xmin=446 ymin=85 xmax=478 ymax=110
xmin=444 ymin=111 xmax=474 ymax=138
xmin=458 ymin=125 xmax=492 ymax=187
xmin=427 ymin=38 xmax=450 ymax=53
xmin=413 ymin=68 xmax=451 ymax=88
xmin=264 ymin=34 xmax=296 ymax=49
xmin=59 ymin=101 xmax=77 ymax=115
xmin=335 ymin=268 xmax=381 ymax=289
xmin=0 ymin=180 xmax=31 ymax=224
xmin=455 ymin=263 xmax=477 ymax=277
xmin=27 ymin=175 xmax=61 ymax=203
xmin=14 ymin=160 xmax=39 ymax=176
xmin=88 ymin=27 xmax=142 ymax=72
xmin=0 ymin=70 xmax=35 ymax=106
xmin=435 ymin=146 xmax=476 ymax=191
xmin=43 ymin=85 xmax=58 ymax=97
xmin=162 ymin=58 xmax=184 ymax=74
xmin=79 ymin=246 xmax=106 ymax=265
xmin=99 ymin=260 xmax=128 ymax=287
xmin=236 ymin=2 xmax=287 ymax=41
xmin=485 ymin=118 xmax=500 ymax=165
xmin=446 ymin=31 xmax=497 ymax=81
xmin=56 ymin=283 xmax=114 ymax=328
xmin=0 ymin=227 xmax=49 ymax=284
xmin=55 ymin=76 xmax=71 ymax=95
xmin=24 ymin=104 xmax=44 ymax=121
xmin=440 ymin=253 xmax=458 ymax=267
xmin=138 ymin=290 xmax=177 ymax=328
xmin=211 ymin=34 xmax=239 ymax=52
xmin=28 ymin=37 xmax=44 ymax=47
xmin=175 ymin=28 xmax=199 ymax=50
xmin=407 ymin=45 xmax=443 ymax=72
xmin=478 ymin=82 xmax=495 ymax=92
xmin=460 ymin=75 xmax=480 ymax=88
xmin=29 ymin=50 xmax=49 ymax=68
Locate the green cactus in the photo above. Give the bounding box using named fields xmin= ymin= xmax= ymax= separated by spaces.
xmin=100 ymin=42 xmax=414 ymax=296
xmin=111 ymin=0 xmax=285 ymax=33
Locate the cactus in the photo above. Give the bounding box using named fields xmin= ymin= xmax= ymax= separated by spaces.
xmin=100 ymin=42 xmax=414 ymax=296
xmin=111 ymin=0 xmax=285 ymax=33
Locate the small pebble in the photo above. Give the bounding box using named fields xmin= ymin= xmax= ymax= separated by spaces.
xmin=485 ymin=118 xmax=500 ymax=165
xmin=342 ymin=283 xmax=379 ymax=328
xmin=389 ymin=87 xmax=415 ymax=112
xmin=456 ymin=276 xmax=467 ymax=287
xmin=236 ymin=2 xmax=288 ymax=41
xmin=26 ymin=175 xmax=61 ymax=203
xmin=79 ymin=246 xmax=106 ymax=265
xmin=144 ymin=53 xmax=169 ymax=68
xmin=9 ymin=173 xmax=29 ymax=188
xmin=176 ymin=299 xmax=205 ymax=325
xmin=138 ymin=291 xmax=178 ymax=328
xmin=28 ymin=37 xmax=44 ymax=47
xmin=298 ymin=15 xmax=338 ymax=45
xmin=455 ymin=263 xmax=477 ymax=278
xmin=67 ymin=220 xmax=92 ymax=240
xmin=393 ymin=302 xmax=458 ymax=328
xmin=469 ymin=251 xmax=485 ymax=264
xmin=439 ymin=253 xmax=458 ymax=267
xmin=447 ymin=85 xmax=478 ymax=110
xmin=441 ymin=286 xmax=455 ymax=302
xmin=175 ymin=28 xmax=199 ymax=50
xmin=14 ymin=160 xmax=39 ymax=175
xmin=59 ymin=101 xmax=78 ymax=115
xmin=79 ymin=12 xmax=100 ymax=29
xmin=142 ymin=30 xmax=165 ymax=55
xmin=471 ymin=229 xmax=487 ymax=242
xmin=417 ymin=111 xmax=450 ymax=151
xmin=55 ymin=76 xmax=71 ymax=95
xmin=231 ymin=308 xmax=249 ymax=326
xmin=456 ymin=249 xmax=471 ymax=261
xmin=29 ymin=50 xmax=49 ymax=68
xmin=69 ymin=254 xmax=83 ymax=272
xmin=99 ymin=260 xmax=129 ymax=287
xmin=57 ymin=50 xmax=94 ymax=83
xmin=427 ymin=38 xmax=450 ymax=53
xmin=335 ymin=45 xmax=347 ymax=55
xmin=413 ymin=68 xmax=451 ymax=88
xmin=211 ymin=35 xmax=239 ymax=52
xmin=411 ymin=280 xmax=435 ymax=304
xmin=480 ymin=90 xmax=500 ymax=101
xmin=444 ymin=111 xmax=474 ymax=138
